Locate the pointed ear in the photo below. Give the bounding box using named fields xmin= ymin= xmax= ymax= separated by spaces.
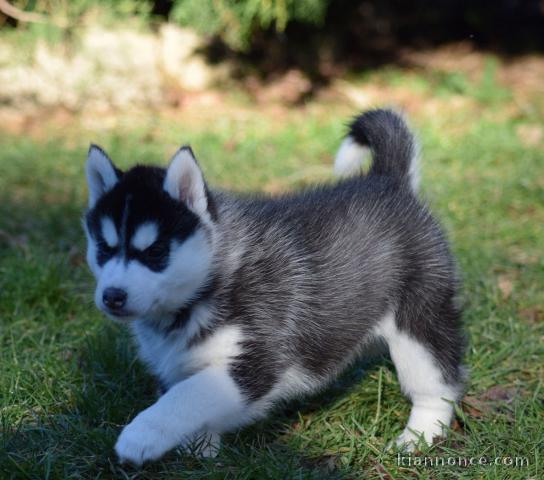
xmin=85 ymin=144 xmax=120 ymax=207
xmin=164 ymin=146 xmax=208 ymax=216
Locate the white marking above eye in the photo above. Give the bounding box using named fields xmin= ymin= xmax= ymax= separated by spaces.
xmin=131 ymin=222 xmax=159 ymax=251
xmin=101 ymin=216 xmax=118 ymax=248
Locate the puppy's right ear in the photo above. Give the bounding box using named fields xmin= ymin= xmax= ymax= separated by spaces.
xmin=86 ymin=144 xmax=121 ymax=208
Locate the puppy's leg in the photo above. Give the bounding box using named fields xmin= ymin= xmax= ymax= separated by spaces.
xmin=376 ymin=312 xmax=463 ymax=449
xmin=115 ymin=366 xmax=246 ymax=465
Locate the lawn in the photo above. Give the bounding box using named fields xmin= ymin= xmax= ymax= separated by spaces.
xmin=0 ymin=64 xmax=543 ymax=479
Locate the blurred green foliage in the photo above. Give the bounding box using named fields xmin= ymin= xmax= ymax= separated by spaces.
xmin=4 ymin=0 xmax=544 ymax=55
xmin=6 ymin=0 xmax=329 ymax=49
xmin=8 ymin=0 xmax=152 ymax=22
xmin=170 ymin=0 xmax=328 ymax=50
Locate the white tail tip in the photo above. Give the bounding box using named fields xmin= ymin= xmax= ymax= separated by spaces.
xmin=333 ymin=137 xmax=371 ymax=178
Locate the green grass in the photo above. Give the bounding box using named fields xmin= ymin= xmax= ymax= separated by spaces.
xmin=0 ymin=76 xmax=543 ymax=479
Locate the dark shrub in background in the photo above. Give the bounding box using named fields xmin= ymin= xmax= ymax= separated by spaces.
xmin=168 ymin=0 xmax=544 ymax=55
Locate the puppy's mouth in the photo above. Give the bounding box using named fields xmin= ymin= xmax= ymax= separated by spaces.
xmin=104 ymin=308 xmax=136 ymax=319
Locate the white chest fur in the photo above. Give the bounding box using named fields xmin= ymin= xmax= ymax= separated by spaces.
xmin=130 ymin=306 xmax=243 ymax=388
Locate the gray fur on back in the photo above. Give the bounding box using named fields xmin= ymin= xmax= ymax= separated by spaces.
xmin=189 ymin=110 xmax=464 ymax=401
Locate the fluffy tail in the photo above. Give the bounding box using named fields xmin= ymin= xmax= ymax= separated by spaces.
xmin=334 ymin=109 xmax=419 ymax=193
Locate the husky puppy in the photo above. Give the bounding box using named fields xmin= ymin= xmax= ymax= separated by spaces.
xmin=83 ymin=109 xmax=465 ymax=465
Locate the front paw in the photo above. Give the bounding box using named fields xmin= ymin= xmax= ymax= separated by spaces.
xmin=389 ymin=427 xmax=438 ymax=452
xmin=115 ymin=414 xmax=172 ymax=466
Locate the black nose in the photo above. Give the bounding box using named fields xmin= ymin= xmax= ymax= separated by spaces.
xmin=102 ymin=287 xmax=127 ymax=310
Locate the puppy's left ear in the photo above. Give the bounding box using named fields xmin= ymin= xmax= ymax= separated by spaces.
xmin=164 ymin=146 xmax=209 ymax=217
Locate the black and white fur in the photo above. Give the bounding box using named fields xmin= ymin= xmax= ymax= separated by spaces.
xmin=83 ymin=109 xmax=465 ymax=465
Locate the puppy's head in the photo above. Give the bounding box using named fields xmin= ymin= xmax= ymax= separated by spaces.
xmin=83 ymin=145 xmax=216 ymax=322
